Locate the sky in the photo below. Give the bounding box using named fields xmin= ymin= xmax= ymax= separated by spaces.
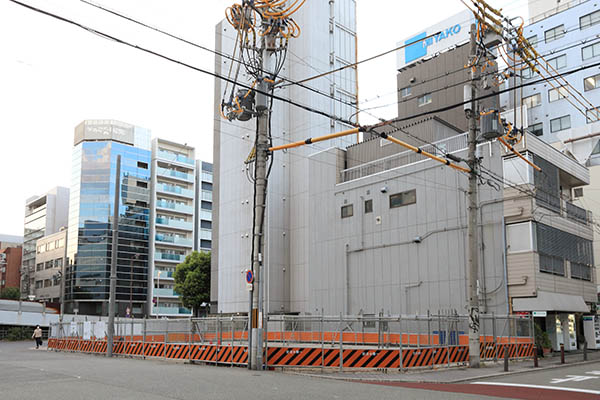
xmin=0 ymin=0 xmax=527 ymax=236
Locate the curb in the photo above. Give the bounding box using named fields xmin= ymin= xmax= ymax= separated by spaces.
xmin=285 ymin=357 xmax=600 ymax=384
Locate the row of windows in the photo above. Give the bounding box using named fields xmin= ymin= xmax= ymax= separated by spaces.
xmin=528 ymin=110 xmax=600 ymax=137
xmin=341 ymin=190 xmax=416 ymax=219
xmin=534 ymin=11 xmax=600 ymax=47
xmin=37 ymin=238 xmax=66 ymax=254
xmin=539 ymin=253 xmax=593 ymax=281
xmin=35 ymin=258 xmax=64 ymax=271
xmin=397 ymin=87 xmax=432 ymax=108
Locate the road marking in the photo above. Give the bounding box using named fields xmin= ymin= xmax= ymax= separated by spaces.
xmin=471 ymin=382 xmax=600 ymax=395
xmin=587 ymin=371 xmax=600 ymax=376
xmin=550 ymin=375 xmax=598 ymax=384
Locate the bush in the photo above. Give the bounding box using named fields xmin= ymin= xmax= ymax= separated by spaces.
xmin=5 ymin=327 xmax=30 ymax=341
xmin=0 ymin=287 xmax=20 ymax=300
xmin=535 ymin=323 xmax=551 ymax=349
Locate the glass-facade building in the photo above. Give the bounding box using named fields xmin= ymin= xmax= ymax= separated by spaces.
xmin=65 ymin=120 xmax=151 ymax=316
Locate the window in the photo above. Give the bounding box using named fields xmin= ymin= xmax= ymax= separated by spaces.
xmin=389 ymin=189 xmax=417 ymax=209
xmin=136 ymin=181 xmax=148 ymax=188
xmin=571 ymin=262 xmax=592 ymax=281
xmin=545 ymin=25 xmax=565 ymax=43
xmin=201 ymin=220 xmax=212 ymax=229
xmin=137 ymin=161 xmax=148 ymax=169
xmin=506 ymin=222 xmax=534 ymax=253
xmin=573 ymin=188 xmax=584 ymax=198
xmin=417 ymin=94 xmax=432 ymax=107
xmin=548 ymin=86 xmax=569 ymax=102
xmin=341 ymin=204 xmax=354 ymax=218
xmin=540 ymin=253 xmax=565 ymax=276
xmin=527 ymin=35 xmax=538 ymax=47
xmin=36 ymin=263 xmax=43 ymax=271
xmin=503 ymin=155 xmax=533 ymax=186
xmin=201 ymin=182 xmax=213 ymax=191
xmin=44 ymin=279 xmax=52 ymax=288
xmin=201 ymin=201 xmax=212 ymax=210
xmin=522 ymin=93 xmax=541 ymax=109
xmin=582 ymin=42 xmax=600 ymax=60
xmin=529 ymin=123 xmax=543 ymax=136
xmin=200 ymin=240 xmax=211 ymax=249
xmin=400 ymin=87 xmax=412 ymax=98
xmin=37 ymin=245 xmax=44 ymax=254
xmin=584 ymin=74 xmax=600 ymax=91
xmin=55 ymin=258 xmax=63 ymax=268
xmin=580 ymin=10 xmax=600 ymax=30
xmin=586 ymin=108 xmax=600 ymax=123
xmin=58 ymin=238 xmax=65 ymax=248
xmin=522 ymin=67 xmax=534 ymax=79
xmin=364 ymin=199 xmax=373 ymax=214
xmin=547 ymin=54 xmax=567 ymax=70
xmin=550 ymin=115 xmax=571 ymax=132
xmin=35 ymin=280 xmax=43 ymax=289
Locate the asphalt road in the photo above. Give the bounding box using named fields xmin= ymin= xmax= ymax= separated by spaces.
xmin=0 ymin=341 xmax=494 ymax=400
xmin=1 ymin=341 xmax=599 ymax=399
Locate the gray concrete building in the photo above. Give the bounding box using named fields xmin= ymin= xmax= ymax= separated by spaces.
xmin=395 ymin=11 xmax=498 ymax=134
xmin=213 ymin=0 xmax=358 ymax=314
xmin=33 ymin=229 xmax=67 ymax=303
xmin=304 ymin=121 xmax=507 ymax=316
xmin=21 ymin=186 xmax=69 ymax=298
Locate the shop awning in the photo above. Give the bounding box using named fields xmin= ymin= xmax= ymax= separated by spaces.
xmin=512 ymin=291 xmax=590 ymax=313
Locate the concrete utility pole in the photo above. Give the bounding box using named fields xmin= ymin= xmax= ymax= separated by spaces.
xmin=107 ymin=154 xmax=121 ymax=357
xmin=466 ymin=24 xmax=481 ymax=368
xmin=249 ymin=30 xmax=273 ymax=370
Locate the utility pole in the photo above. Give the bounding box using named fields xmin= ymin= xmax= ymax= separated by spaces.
xmin=466 ymin=24 xmax=481 ymax=368
xmin=107 ymin=154 xmax=121 ymax=357
xmin=249 ymin=29 xmax=273 ymax=370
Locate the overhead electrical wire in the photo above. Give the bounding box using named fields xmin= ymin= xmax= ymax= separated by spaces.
xmin=7 ymin=0 xmax=360 ymax=128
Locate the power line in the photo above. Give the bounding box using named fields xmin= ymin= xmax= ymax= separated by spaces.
xmin=9 ymin=0 xmax=359 ymax=128
xmin=79 ymin=0 xmax=362 ymax=114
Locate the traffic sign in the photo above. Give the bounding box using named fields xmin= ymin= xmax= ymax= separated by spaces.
xmin=245 ymin=269 xmax=254 ymax=284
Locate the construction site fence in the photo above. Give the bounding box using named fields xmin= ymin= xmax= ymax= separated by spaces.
xmin=48 ymin=313 xmax=535 ymax=370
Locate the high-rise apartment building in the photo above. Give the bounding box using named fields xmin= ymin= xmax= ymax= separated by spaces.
xmin=213 ymin=0 xmax=358 ymax=314
xmin=21 ymin=186 xmax=69 ymax=297
xmin=149 ymin=139 xmax=196 ymax=317
xmin=195 ymin=161 xmax=212 ymax=254
xmin=64 ymin=120 xmax=151 ymax=317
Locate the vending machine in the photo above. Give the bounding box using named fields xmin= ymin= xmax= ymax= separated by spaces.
xmin=563 ymin=314 xmax=577 ymax=351
xmin=546 ymin=314 xmax=564 ymax=351
xmin=583 ymin=315 xmax=600 ymax=350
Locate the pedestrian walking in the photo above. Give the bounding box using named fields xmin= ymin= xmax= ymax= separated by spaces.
xmin=32 ymin=325 xmax=43 ymax=349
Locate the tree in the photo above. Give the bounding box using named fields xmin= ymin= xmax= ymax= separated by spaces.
xmin=0 ymin=287 xmax=20 ymax=300
xmin=174 ymin=251 xmax=210 ymax=316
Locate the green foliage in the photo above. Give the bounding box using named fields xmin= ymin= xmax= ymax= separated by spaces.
xmin=534 ymin=323 xmax=551 ymax=349
xmin=5 ymin=327 xmax=30 ymax=341
xmin=0 ymin=287 xmax=20 ymax=300
xmin=174 ymin=251 xmax=211 ymax=315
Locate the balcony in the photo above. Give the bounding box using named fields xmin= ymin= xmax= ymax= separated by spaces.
xmin=157 ymin=149 xmax=195 ymax=166
xmin=153 ymin=306 xmax=192 ymax=315
xmin=155 ymin=234 xmax=193 ymax=248
xmin=154 ymin=288 xmax=179 ymax=297
xmin=199 ymin=209 xmax=212 ymax=221
xmin=201 ymin=190 xmax=212 ymax=202
xmin=154 ymin=251 xmax=185 ymax=263
xmin=202 ymin=172 xmax=213 ymax=183
xmin=157 ymin=167 xmax=193 ymax=182
xmin=535 ymin=193 xmax=593 ymax=226
xmin=156 ymin=183 xmax=194 ymax=198
xmin=199 ymin=229 xmax=212 ymax=241
xmin=155 ymin=217 xmax=193 ymax=231
xmin=566 ymin=201 xmax=592 ymax=225
xmin=154 ymin=270 xmax=174 ymax=279
xmin=155 ymin=200 xmax=193 ymax=214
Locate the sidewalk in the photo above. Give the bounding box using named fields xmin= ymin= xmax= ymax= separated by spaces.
xmin=286 ymin=350 xmax=600 ymax=383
